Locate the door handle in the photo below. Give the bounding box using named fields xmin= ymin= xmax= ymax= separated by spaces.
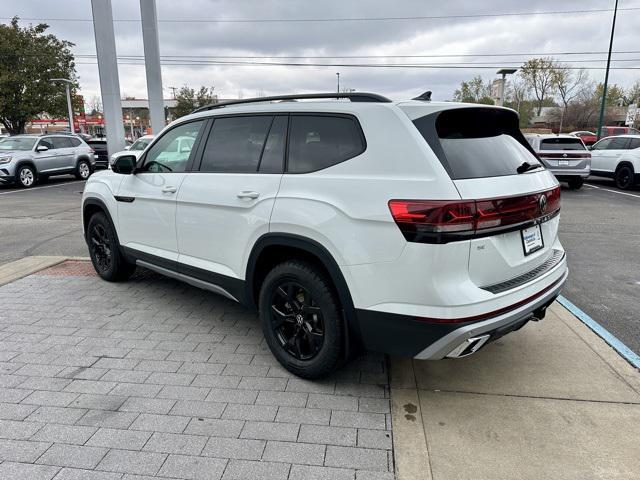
xmin=162 ymin=186 xmax=177 ymax=193
xmin=237 ymin=191 xmax=260 ymax=199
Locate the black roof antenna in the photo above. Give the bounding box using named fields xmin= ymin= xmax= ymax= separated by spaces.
xmin=412 ymin=91 xmax=432 ymax=102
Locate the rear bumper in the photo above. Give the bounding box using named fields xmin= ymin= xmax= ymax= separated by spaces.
xmin=548 ymin=167 xmax=591 ymax=179
xmin=355 ymin=267 xmax=567 ymax=359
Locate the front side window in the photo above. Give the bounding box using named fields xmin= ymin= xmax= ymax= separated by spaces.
xmin=38 ymin=138 xmax=55 ymax=150
xmin=140 ymin=121 xmax=203 ymax=173
xmin=608 ymin=137 xmax=630 ymax=150
xmin=627 ymin=138 xmax=640 ymax=149
xmin=200 ymin=115 xmax=273 ymax=173
xmin=592 ymin=138 xmax=611 ymax=150
xmin=287 ymin=115 xmax=365 ymax=173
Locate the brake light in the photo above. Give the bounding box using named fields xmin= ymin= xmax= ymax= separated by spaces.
xmin=538 ymin=152 xmax=590 ymax=158
xmin=389 ymin=186 xmax=560 ymax=244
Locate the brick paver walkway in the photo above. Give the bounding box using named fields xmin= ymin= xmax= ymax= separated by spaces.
xmin=0 ymin=261 xmax=394 ymax=479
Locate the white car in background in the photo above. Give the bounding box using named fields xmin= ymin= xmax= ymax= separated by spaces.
xmin=109 ymin=135 xmax=155 ymax=168
xmin=589 ymin=135 xmax=640 ymax=189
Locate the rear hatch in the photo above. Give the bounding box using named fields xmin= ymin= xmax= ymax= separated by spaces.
xmin=403 ymin=105 xmax=562 ymax=290
xmin=536 ymin=137 xmax=590 ymax=170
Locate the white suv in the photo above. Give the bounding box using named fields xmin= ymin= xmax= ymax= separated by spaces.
xmin=82 ymin=93 xmax=568 ymax=378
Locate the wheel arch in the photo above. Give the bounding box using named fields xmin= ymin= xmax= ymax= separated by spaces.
xmin=245 ymin=233 xmax=362 ymax=348
xmin=615 ymin=160 xmax=635 ymax=173
xmin=82 ymin=197 xmax=116 ymax=238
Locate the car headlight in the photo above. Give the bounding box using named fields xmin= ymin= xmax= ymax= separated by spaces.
xmin=0 ymin=156 xmax=12 ymax=164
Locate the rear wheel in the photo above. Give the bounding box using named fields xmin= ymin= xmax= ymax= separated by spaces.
xmin=258 ymin=260 xmax=344 ymax=379
xmin=614 ymin=165 xmax=634 ymax=190
xmin=75 ymin=159 xmax=92 ymax=180
xmin=567 ymin=178 xmax=584 ymax=190
xmin=16 ymin=165 xmax=36 ymax=188
xmin=87 ymin=212 xmax=136 ymax=281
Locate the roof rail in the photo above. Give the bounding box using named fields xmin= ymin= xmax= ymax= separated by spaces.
xmin=192 ymin=92 xmax=392 ymax=113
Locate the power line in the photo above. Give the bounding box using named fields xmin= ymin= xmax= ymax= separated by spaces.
xmin=3 ymin=6 xmax=640 ymax=23
xmin=72 ymin=59 xmax=640 ymax=70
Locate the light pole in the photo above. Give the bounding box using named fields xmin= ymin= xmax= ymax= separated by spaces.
xmin=50 ymin=78 xmax=75 ymax=133
xmin=496 ymin=69 xmax=517 ymax=107
xmin=336 ymin=72 xmax=340 ymax=94
xmin=597 ymin=0 xmax=618 ymax=140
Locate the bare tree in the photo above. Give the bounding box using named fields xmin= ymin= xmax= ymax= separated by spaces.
xmin=520 ymin=58 xmax=558 ymax=116
xmin=552 ymin=67 xmax=589 ymax=132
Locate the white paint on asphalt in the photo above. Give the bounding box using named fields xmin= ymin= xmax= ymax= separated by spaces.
xmin=0 ymin=181 xmax=85 ymax=195
xmin=584 ymin=183 xmax=640 ymax=199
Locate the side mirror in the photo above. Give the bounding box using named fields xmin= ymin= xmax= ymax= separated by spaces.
xmin=112 ymin=155 xmax=136 ymax=175
xmin=124 ymin=146 xmax=131 ymax=150
xmin=36 ymin=145 xmax=48 ymax=152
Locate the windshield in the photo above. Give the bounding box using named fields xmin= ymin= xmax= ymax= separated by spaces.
xmin=0 ymin=137 xmax=37 ymax=151
xmin=130 ymin=138 xmax=152 ymax=151
xmin=540 ymin=138 xmax=586 ymax=151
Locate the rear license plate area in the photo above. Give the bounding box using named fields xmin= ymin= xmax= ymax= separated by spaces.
xmin=521 ymin=224 xmax=544 ymax=256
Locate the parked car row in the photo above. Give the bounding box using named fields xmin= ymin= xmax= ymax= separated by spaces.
xmin=0 ymin=134 xmax=95 ymax=187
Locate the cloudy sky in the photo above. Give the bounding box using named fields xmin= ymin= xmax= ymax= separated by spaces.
xmin=3 ymin=0 xmax=640 ymax=103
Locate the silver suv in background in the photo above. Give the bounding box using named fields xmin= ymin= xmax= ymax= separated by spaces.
xmin=524 ymin=134 xmax=591 ymax=189
xmin=0 ymin=134 xmax=95 ymax=188
xmin=109 ymin=134 xmax=155 ymax=168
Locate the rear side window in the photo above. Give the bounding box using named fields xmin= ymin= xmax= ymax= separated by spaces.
xmin=69 ymin=137 xmax=82 ymax=147
xmin=52 ymin=137 xmax=72 ymax=149
xmin=200 ymin=116 xmax=273 ymax=173
xmin=287 ymin=115 xmax=365 ymax=173
xmin=628 ymin=138 xmax=640 ymax=149
xmin=413 ymin=108 xmax=540 ymax=180
xmin=540 ymin=138 xmax=585 ymax=151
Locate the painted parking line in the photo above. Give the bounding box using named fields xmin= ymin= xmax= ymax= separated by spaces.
xmin=0 ymin=180 xmax=85 ymax=195
xmin=557 ymin=295 xmax=640 ymax=369
xmin=584 ymin=183 xmax=640 ymax=199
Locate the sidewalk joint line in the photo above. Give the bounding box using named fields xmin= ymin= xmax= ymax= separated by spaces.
xmin=426 ymin=388 xmax=640 ymax=405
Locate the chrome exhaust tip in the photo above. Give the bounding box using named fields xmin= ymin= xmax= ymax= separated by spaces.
xmin=445 ymin=334 xmax=491 ymax=358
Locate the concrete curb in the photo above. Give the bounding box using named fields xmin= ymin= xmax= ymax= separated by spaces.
xmin=0 ymin=256 xmax=69 ymax=286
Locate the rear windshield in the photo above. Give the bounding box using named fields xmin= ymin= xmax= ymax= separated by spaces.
xmin=412 ymin=107 xmax=540 ymax=180
xmin=540 ymin=138 xmax=585 ymax=151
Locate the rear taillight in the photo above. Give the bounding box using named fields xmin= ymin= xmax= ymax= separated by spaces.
xmin=538 ymin=152 xmax=590 ymax=158
xmin=89 ymin=148 xmax=95 ymax=154
xmin=389 ymin=186 xmax=560 ymax=244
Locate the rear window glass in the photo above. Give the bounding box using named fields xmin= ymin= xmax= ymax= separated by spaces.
xmin=540 ymin=138 xmax=585 ymax=150
xmin=412 ymin=108 xmax=539 ymax=180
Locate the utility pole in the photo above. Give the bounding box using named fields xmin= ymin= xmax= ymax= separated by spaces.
xmin=50 ymin=78 xmax=75 ymax=133
xmin=169 ymin=86 xmax=177 ymax=99
xmin=597 ymin=0 xmax=618 ymax=140
xmin=140 ymin=0 xmax=165 ymax=134
xmin=336 ymin=72 xmax=340 ymax=94
xmin=91 ymin=0 xmax=126 ymax=155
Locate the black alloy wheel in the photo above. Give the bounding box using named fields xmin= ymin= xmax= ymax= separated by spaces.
xmin=89 ymin=222 xmax=112 ymax=274
xmin=270 ymin=282 xmax=325 ymax=361
xmin=615 ymin=165 xmax=634 ymax=190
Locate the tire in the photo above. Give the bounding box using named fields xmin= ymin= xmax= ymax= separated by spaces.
xmin=16 ymin=164 xmax=36 ymax=188
xmin=567 ymin=178 xmax=584 ymax=190
xmin=75 ymin=159 xmax=92 ymax=180
xmin=86 ymin=212 xmax=136 ymax=281
xmin=614 ymin=165 xmax=634 ymax=190
xmin=258 ymin=260 xmax=344 ymax=379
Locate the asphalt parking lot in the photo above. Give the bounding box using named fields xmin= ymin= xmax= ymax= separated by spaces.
xmin=1 ymin=173 xmax=638 ymax=355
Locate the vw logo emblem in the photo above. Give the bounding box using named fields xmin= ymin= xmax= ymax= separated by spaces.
xmin=295 ymin=314 xmax=304 ymax=325
xmin=562 ymin=153 xmax=568 ymax=158
xmin=539 ymin=195 xmax=548 ymax=214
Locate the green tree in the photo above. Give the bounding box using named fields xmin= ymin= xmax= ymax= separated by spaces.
xmin=173 ymin=86 xmax=217 ymax=118
xmin=520 ymin=58 xmax=558 ymax=116
xmin=625 ymin=80 xmax=640 ymax=105
xmin=0 ymin=17 xmax=77 ymax=134
xmin=452 ymin=76 xmax=494 ymax=104
xmin=595 ymin=83 xmax=626 ymax=107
